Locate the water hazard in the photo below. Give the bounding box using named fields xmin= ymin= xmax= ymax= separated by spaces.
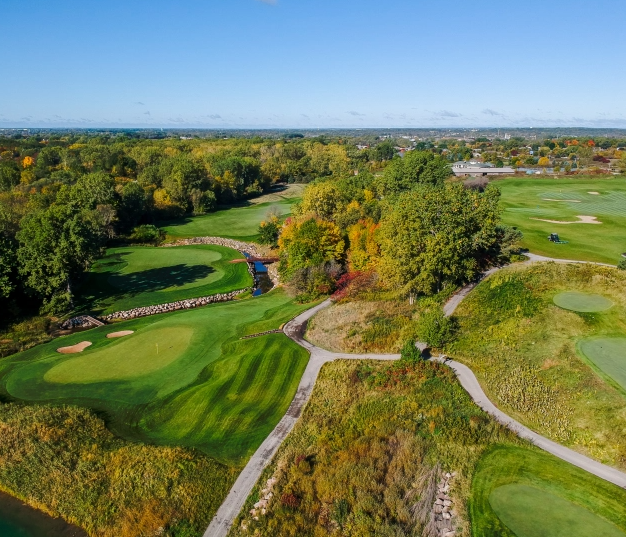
xmin=0 ymin=490 xmax=87 ymax=537
xmin=243 ymin=254 xmax=274 ymax=296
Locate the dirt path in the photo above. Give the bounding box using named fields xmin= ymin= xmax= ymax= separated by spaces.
xmin=204 ymin=254 xmax=623 ymax=537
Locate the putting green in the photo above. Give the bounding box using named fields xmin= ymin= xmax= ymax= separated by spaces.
xmin=470 ymin=446 xmax=626 ymax=536
xmin=553 ymin=291 xmax=613 ymax=312
xmin=578 ymin=338 xmax=626 ymax=391
xmin=490 ymin=484 xmax=626 ymax=537
xmin=44 ymin=327 xmax=193 ymax=384
xmin=78 ymin=244 xmax=251 ymax=315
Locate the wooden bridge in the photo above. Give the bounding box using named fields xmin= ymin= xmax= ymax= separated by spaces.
xmin=230 ymin=257 xmax=279 ymax=264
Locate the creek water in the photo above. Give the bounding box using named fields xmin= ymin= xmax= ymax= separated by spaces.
xmin=242 ymin=254 xmax=274 ymax=297
xmin=0 ymin=490 xmax=87 ymax=537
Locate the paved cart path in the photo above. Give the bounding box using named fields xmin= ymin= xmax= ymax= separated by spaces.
xmin=204 ymin=254 xmax=624 ymax=537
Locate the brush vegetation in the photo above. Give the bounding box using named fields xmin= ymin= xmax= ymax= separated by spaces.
xmin=0 ymin=403 xmax=235 ymax=537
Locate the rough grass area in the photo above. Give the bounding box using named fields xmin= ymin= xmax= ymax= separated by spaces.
xmin=0 ymin=403 xmax=236 ymax=537
xmin=0 ymin=289 xmax=312 ymax=466
xmin=448 ymin=262 xmax=626 ymax=468
xmin=76 ymin=244 xmax=252 ymax=315
xmin=471 ymin=446 xmax=626 ymax=536
xmin=229 ymin=359 xmax=520 ymax=537
xmin=578 ymin=338 xmax=626 ymax=392
xmin=497 ymin=176 xmax=626 ymax=263
xmin=161 ymin=199 xmax=296 ymax=242
xmin=305 ymin=299 xmax=419 ymax=353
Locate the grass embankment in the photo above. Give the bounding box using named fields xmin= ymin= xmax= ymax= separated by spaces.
xmin=161 ymin=198 xmax=296 ymax=242
xmin=76 ymin=244 xmax=252 ymax=315
xmin=0 ymin=403 xmax=235 ymax=537
xmin=448 ymin=262 xmax=626 ymax=468
xmin=496 ymin=176 xmax=626 ymax=264
xmin=0 ymin=316 xmax=52 ymax=359
xmin=228 ymin=359 xmax=626 ymax=537
xmin=0 ymin=289 xmax=311 ymax=466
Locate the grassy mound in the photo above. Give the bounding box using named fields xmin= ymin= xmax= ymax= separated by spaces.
xmin=498 ymin=176 xmax=626 ymax=263
xmin=77 ymin=244 xmax=251 ymax=315
xmin=0 ymin=403 xmax=235 ymax=537
xmin=161 ymin=199 xmax=295 ymax=242
xmin=489 ymin=484 xmax=625 ymax=537
xmin=471 ymin=446 xmax=626 ymax=536
xmin=554 ymin=291 xmax=613 ymax=312
xmin=0 ymin=290 xmax=312 ymax=466
xmin=578 ymin=338 xmax=626 ymax=392
xmin=449 ymin=262 xmax=626 ymax=468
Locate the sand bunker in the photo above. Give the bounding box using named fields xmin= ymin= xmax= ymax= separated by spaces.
xmin=106 ymin=330 xmax=134 ymax=338
xmin=57 ymin=341 xmax=92 ymax=354
xmin=542 ymin=198 xmax=581 ymax=203
xmin=530 ymin=215 xmax=602 ymax=224
xmin=588 ymin=191 xmax=600 ymax=195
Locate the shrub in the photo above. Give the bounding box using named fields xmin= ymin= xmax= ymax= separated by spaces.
xmin=257 ymin=218 xmax=280 ymax=247
xmin=400 ymin=338 xmax=423 ymax=362
xmin=416 ymin=309 xmax=456 ymax=348
xmin=618 ymin=258 xmax=626 ymax=270
xmin=129 ymin=224 xmax=164 ymax=244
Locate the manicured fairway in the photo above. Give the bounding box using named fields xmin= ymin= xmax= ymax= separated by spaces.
xmin=553 ymin=291 xmax=613 ymax=312
xmin=470 ymin=446 xmax=626 ymax=537
xmin=161 ymin=199 xmax=296 ymax=241
xmin=497 ymin=176 xmax=626 ymax=263
xmin=0 ymin=290 xmax=313 ymax=465
xmin=578 ymin=338 xmax=626 ymax=392
xmin=77 ymin=244 xmax=251 ymax=315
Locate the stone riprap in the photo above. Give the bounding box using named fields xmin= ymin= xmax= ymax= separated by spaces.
xmin=102 ymin=289 xmax=249 ymax=321
xmin=60 ymin=315 xmax=104 ymax=330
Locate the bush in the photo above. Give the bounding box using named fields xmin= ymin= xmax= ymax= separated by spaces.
xmin=400 ymin=338 xmax=423 ymax=362
xmin=416 ymin=309 xmax=456 ymax=348
xmin=257 ymin=218 xmax=280 ymax=247
xmin=130 ymin=224 xmax=164 ymax=245
xmin=618 ymin=258 xmax=626 ymax=270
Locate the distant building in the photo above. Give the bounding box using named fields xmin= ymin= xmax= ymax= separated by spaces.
xmin=452 ymin=161 xmax=515 ymax=177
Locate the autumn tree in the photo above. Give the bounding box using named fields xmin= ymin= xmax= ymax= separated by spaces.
xmin=378 ymin=183 xmax=501 ymax=294
xmin=298 ymin=181 xmax=345 ymax=219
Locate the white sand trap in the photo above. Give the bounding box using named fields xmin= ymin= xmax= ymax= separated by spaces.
xmin=542 ymin=198 xmax=581 ymax=203
xmin=106 ymin=330 xmax=134 ymax=338
xmin=530 ymin=215 xmax=602 ymax=225
xmin=588 ymin=191 xmax=600 ymax=195
xmin=57 ymin=341 xmax=92 ymax=354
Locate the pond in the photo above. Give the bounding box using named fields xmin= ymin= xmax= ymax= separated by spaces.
xmin=0 ymin=490 xmax=87 ymax=537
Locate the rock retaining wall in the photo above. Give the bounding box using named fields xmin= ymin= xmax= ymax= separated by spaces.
xmin=102 ymin=289 xmax=249 ymax=321
xmin=60 ymin=315 xmax=104 ymax=330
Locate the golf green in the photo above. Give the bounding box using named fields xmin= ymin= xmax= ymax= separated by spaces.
xmin=470 ymin=446 xmax=626 ymax=536
xmin=553 ymin=291 xmax=613 ymax=312
xmin=497 ymin=176 xmax=626 ymax=264
xmin=78 ymin=244 xmax=251 ymax=315
xmin=0 ymin=290 xmax=313 ymax=465
xmin=489 ymin=484 xmax=626 ymax=537
xmin=578 ymin=338 xmax=626 ymax=391
xmin=161 ymin=199 xmax=295 ymax=242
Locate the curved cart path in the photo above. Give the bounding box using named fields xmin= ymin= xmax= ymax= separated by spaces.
xmin=204 ymin=255 xmax=623 ymax=537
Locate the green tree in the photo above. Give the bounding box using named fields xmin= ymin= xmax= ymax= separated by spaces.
xmin=299 ymin=181 xmax=345 ymax=219
xmin=400 ymin=339 xmax=422 ymax=362
xmin=0 ymin=236 xmax=16 ymax=298
xmin=0 ymin=161 xmax=21 ymax=191
xmin=378 ymin=183 xmax=500 ymax=294
xmin=416 ymin=309 xmax=456 ymax=347
xmin=17 ymin=204 xmax=107 ymax=311
xmin=117 ymin=181 xmax=146 ymax=232
xmin=376 ymin=151 xmax=450 ymax=195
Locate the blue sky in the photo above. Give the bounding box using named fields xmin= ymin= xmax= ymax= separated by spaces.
xmin=1 ymin=0 xmax=625 ymax=128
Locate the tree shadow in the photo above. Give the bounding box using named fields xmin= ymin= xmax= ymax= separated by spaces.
xmin=109 ymin=264 xmax=215 ymax=293
xmin=74 ymin=264 xmax=215 ymax=314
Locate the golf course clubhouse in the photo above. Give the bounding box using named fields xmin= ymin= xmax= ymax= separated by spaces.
xmin=453 ymin=161 xmax=515 ymax=177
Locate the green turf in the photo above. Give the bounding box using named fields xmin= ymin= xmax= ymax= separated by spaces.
xmin=489 ymin=484 xmax=626 ymax=537
xmin=76 ymin=244 xmax=252 ymax=315
xmin=497 ymin=176 xmax=626 ymax=264
xmin=0 ymin=289 xmax=313 ymax=466
xmin=470 ymin=445 xmax=626 ymax=537
xmin=578 ymin=338 xmax=626 ymax=392
xmin=160 ymin=199 xmax=296 ymax=242
xmin=553 ymin=291 xmax=614 ymax=312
